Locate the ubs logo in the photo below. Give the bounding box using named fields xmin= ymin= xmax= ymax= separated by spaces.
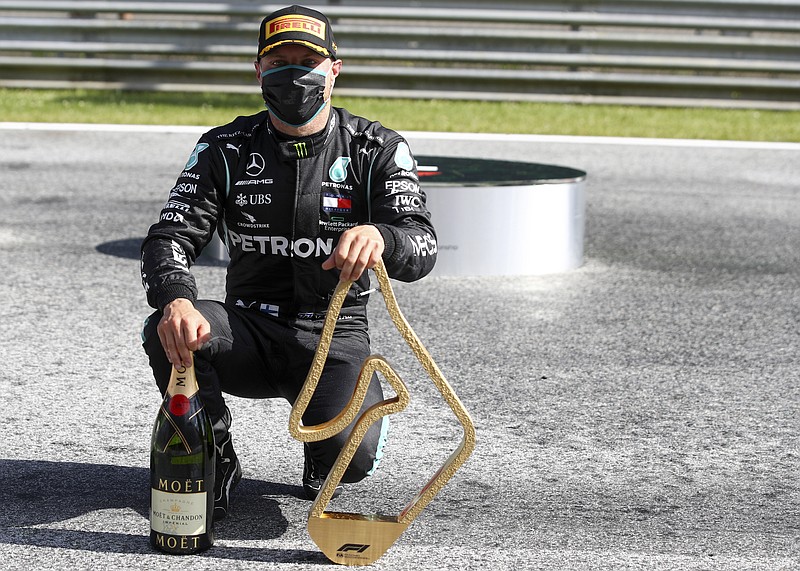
xmin=246 ymin=153 xmax=266 ymax=176
xmin=235 ymin=193 xmax=272 ymax=206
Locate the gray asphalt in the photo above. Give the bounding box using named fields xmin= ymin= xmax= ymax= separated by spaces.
xmin=0 ymin=124 xmax=798 ymax=571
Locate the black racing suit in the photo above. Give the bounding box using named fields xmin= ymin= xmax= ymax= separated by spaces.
xmin=140 ymin=107 xmax=437 ymax=481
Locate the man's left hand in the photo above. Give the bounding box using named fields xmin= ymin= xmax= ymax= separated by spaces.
xmin=322 ymin=224 xmax=384 ymax=282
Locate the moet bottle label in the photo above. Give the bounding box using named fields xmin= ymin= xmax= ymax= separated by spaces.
xmin=151 ymin=487 xmax=207 ymax=535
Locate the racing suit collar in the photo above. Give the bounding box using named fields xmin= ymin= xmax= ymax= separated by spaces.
xmin=269 ymin=113 xmax=338 ymax=161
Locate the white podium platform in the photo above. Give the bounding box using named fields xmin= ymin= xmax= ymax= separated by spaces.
xmin=417 ymin=156 xmax=586 ymax=276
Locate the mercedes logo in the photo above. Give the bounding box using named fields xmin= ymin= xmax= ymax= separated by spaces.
xmin=246 ymin=153 xmax=265 ymax=176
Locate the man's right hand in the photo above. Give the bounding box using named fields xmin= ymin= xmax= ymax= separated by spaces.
xmin=157 ymin=298 xmax=212 ymax=368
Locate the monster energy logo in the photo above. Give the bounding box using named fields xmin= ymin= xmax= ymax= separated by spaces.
xmin=294 ymin=142 xmax=308 ymax=158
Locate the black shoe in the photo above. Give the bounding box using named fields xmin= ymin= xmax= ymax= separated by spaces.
xmin=303 ymin=445 xmax=343 ymax=501
xmin=214 ymin=433 xmax=242 ymax=521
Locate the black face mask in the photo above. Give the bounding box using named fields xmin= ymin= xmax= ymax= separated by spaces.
xmin=260 ymin=65 xmax=329 ymax=127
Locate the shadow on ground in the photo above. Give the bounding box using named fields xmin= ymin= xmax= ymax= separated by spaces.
xmin=0 ymin=459 xmax=323 ymax=563
xmin=96 ymin=238 xmax=227 ymax=267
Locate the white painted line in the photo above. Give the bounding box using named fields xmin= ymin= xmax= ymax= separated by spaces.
xmin=0 ymin=122 xmax=206 ymax=134
xmin=400 ymin=130 xmax=800 ymax=151
xmin=1 ymin=122 xmax=798 ymax=151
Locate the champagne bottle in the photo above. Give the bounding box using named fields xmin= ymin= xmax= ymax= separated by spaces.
xmin=150 ymin=354 xmax=215 ymax=554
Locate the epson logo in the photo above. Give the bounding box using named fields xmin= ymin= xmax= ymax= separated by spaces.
xmin=384 ymin=180 xmax=420 ymax=195
xmin=171 ymin=182 xmax=197 ymax=194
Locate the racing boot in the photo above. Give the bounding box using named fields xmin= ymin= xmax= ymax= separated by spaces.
xmin=302 ymin=444 xmax=343 ymax=500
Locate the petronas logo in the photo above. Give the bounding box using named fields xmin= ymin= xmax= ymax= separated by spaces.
xmin=184 ymin=143 xmax=209 ymax=170
xmin=329 ymin=157 xmax=351 ymax=182
xmin=393 ymin=142 xmax=414 ymax=171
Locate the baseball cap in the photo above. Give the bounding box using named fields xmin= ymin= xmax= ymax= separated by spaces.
xmin=257 ymin=5 xmax=338 ymax=60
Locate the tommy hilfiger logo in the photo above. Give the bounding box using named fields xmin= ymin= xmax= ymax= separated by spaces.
xmin=322 ymin=193 xmax=352 ymax=213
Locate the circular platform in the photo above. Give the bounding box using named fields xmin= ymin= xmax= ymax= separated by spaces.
xmin=417 ymin=156 xmax=587 ymax=276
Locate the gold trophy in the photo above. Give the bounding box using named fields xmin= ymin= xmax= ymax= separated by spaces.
xmin=289 ymin=260 xmax=476 ymax=565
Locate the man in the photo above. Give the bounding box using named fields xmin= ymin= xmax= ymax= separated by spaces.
xmin=140 ymin=4 xmax=437 ymax=520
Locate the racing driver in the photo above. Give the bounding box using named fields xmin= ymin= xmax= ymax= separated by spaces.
xmin=140 ymin=4 xmax=437 ymax=520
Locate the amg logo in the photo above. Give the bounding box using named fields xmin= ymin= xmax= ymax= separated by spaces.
xmin=337 ymin=543 xmax=369 ymax=553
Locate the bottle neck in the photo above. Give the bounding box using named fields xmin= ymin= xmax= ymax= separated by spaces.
xmin=166 ymin=358 xmax=200 ymax=398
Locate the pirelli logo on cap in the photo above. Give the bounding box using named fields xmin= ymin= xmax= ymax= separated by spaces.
xmin=266 ymin=15 xmax=326 ymax=40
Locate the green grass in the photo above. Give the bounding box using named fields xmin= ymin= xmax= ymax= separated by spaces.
xmin=1 ymin=88 xmax=798 ymax=142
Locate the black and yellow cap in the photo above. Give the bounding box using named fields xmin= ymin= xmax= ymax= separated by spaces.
xmin=257 ymin=5 xmax=338 ymax=60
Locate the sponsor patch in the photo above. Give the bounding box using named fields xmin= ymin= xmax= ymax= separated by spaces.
xmin=171 ymin=182 xmax=197 ymax=194
xmin=393 ymin=142 xmax=415 ymax=171
xmin=227 ymin=231 xmax=333 ymax=258
xmin=293 ymin=142 xmax=309 ymax=158
xmin=267 ymin=15 xmax=326 ymax=41
xmin=184 ymin=143 xmax=209 ymax=170
xmin=409 ymin=232 xmax=437 ymax=257
xmin=170 ymin=240 xmax=188 ymax=267
xmin=385 ymin=179 xmax=420 ymax=195
xmin=322 ymin=193 xmax=352 ymax=213
xmin=235 ymin=300 xmax=280 ymax=316
xmin=329 ymin=156 xmax=351 ymax=183
xmin=246 ymin=153 xmax=266 ymax=176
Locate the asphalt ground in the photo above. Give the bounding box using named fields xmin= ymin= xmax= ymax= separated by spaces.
xmin=0 ymin=123 xmax=798 ymax=571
